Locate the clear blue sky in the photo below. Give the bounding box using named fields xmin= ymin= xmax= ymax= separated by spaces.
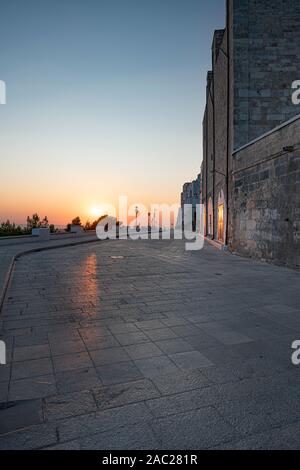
xmin=0 ymin=0 xmax=226 ymax=224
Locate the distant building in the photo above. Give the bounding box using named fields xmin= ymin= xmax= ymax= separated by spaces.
xmin=181 ymin=174 xmax=201 ymax=231
xmin=202 ymin=0 xmax=300 ymax=267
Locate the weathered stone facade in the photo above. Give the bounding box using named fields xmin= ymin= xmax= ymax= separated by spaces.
xmin=202 ymin=20 xmax=231 ymax=244
xmin=181 ymin=174 xmax=201 ymax=230
xmin=231 ymin=117 xmax=300 ymax=268
xmin=233 ymin=0 xmax=300 ymax=150
xmin=202 ymin=0 xmax=300 ymax=267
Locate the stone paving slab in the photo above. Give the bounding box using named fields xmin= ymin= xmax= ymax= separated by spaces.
xmin=0 ymin=239 xmax=299 ymax=449
xmin=0 ymin=399 xmax=43 ymax=434
xmin=0 ymin=233 xmax=99 ymax=311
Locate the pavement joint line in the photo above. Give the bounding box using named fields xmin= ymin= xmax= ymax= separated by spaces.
xmin=0 ymin=238 xmax=102 ymax=316
xmin=0 ymin=257 xmax=15 ymax=315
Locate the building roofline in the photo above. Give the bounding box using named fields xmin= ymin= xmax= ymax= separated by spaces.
xmin=212 ymin=29 xmax=226 ymax=48
xmin=233 ymin=113 xmax=300 ymax=155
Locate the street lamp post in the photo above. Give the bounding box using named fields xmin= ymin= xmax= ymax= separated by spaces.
xmin=135 ymin=206 xmax=139 ymax=230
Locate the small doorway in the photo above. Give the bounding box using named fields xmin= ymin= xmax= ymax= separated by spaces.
xmin=218 ymin=204 xmax=224 ymax=243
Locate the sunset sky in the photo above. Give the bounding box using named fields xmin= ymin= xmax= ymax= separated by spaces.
xmin=0 ymin=0 xmax=225 ymax=225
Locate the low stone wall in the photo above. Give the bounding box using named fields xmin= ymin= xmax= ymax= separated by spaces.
xmin=230 ymin=115 xmax=300 ymax=268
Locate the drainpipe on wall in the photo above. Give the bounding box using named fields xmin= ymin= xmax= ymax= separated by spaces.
xmin=211 ymin=75 xmax=216 ymax=240
xmin=205 ymin=106 xmax=208 ymax=237
xmin=213 ymin=91 xmax=216 ymax=240
xmin=225 ymin=0 xmax=230 ymax=247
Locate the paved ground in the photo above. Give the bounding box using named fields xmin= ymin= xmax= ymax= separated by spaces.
xmin=0 ymin=233 xmax=98 ymax=304
xmin=0 ymin=239 xmax=299 ymax=450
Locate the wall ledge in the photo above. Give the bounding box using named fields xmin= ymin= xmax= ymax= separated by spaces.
xmin=233 ymin=113 xmax=300 ymax=155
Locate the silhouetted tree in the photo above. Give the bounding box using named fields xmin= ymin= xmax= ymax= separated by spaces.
xmin=0 ymin=220 xmax=24 ymax=237
xmin=0 ymin=214 xmax=54 ymax=237
xmin=71 ymin=216 xmax=81 ymax=226
xmin=26 ymin=213 xmax=49 ymax=229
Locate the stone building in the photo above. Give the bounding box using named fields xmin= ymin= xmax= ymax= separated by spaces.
xmin=181 ymin=173 xmax=201 ymax=230
xmin=202 ymin=0 xmax=300 ymax=267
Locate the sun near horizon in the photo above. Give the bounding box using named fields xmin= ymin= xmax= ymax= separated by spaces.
xmin=0 ymin=0 xmax=226 ymax=227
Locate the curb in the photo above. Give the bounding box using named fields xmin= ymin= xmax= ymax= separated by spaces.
xmin=0 ymin=237 xmax=101 ymax=315
xmin=205 ymin=237 xmax=228 ymax=252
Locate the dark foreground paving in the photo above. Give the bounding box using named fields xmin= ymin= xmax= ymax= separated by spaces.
xmin=0 ymin=240 xmax=299 ymax=449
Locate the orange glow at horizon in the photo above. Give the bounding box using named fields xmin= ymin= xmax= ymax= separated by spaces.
xmin=0 ymin=127 xmax=198 ymax=228
xmin=0 ymin=178 xmax=184 ymax=227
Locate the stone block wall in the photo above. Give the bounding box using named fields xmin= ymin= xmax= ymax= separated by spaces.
xmin=202 ymin=1 xmax=300 ymax=265
xmin=232 ymin=0 xmax=300 ymax=150
xmin=202 ymin=70 xmax=216 ymax=237
xmin=213 ymin=28 xmax=229 ymax=242
xmin=202 ymin=29 xmax=229 ymax=240
xmin=230 ymin=116 xmax=300 ymax=268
